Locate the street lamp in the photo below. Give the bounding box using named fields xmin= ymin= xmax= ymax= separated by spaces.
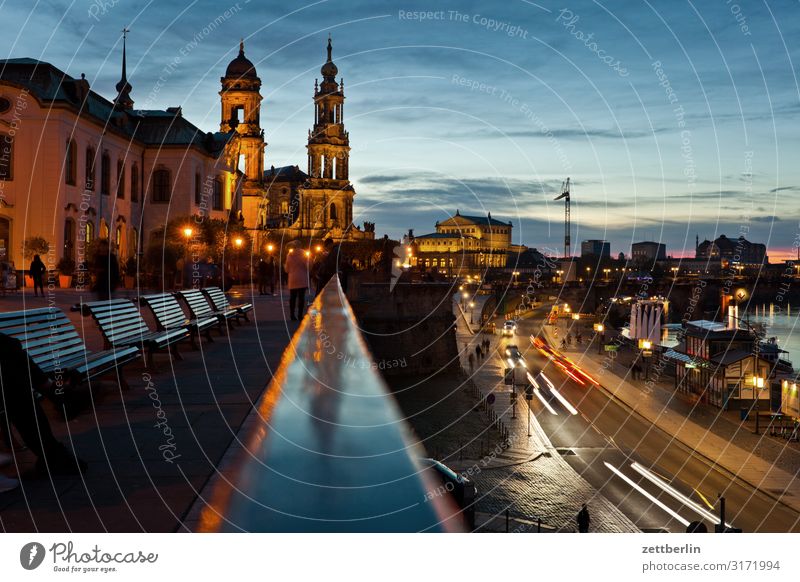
xmin=233 ymin=237 xmax=244 ymax=286
xmin=751 ymin=375 xmax=765 ymax=435
xmin=181 ymin=227 xmax=194 ymax=288
xmin=594 ymin=322 xmax=605 ymax=354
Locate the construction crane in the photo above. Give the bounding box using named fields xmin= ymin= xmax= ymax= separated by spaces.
xmin=554 ymin=177 xmax=571 ymax=259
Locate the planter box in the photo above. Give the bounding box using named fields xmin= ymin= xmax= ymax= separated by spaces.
xmin=59 ymin=274 xmax=73 ymax=288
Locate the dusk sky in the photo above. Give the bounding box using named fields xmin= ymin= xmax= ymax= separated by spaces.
xmin=3 ymin=1 xmax=799 ymax=259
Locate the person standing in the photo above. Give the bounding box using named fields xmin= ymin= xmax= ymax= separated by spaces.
xmin=257 ymin=258 xmax=269 ymax=295
xmin=284 ymin=243 xmax=310 ymax=321
xmin=577 ymin=503 xmax=591 ymax=533
xmin=29 ymin=254 xmax=46 ymax=297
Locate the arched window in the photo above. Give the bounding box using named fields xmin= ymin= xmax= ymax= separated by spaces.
xmin=115 ymin=225 xmax=123 ymax=250
xmin=212 ymin=176 xmax=223 ymax=210
xmin=329 ymin=203 xmax=337 ymax=222
xmin=85 ymin=146 xmax=95 ymax=190
xmin=85 ymin=221 xmax=95 ymax=244
xmin=99 ymin=219 xmax=109 ymax=240
xmin=130 ymin=227 xmax=138 ymax=256
xmin=0 ymin=216 xmax=10 ymax=259
xmin=0 ymin=133 xmax=13 ymax=181
xmin=65 ymin=139 xmax=77 ymax=185
xmin=116 ymin=160 xmax=125 ymax=198
xmin=63 ymin=218 xmax=75 ymax=261
xmin=131 ymin=163 xmax=139 ymax=202
xmin=152 ymin=168 xmax=171 ymax=202
xmin=100 ymin=151 xmax=111 ymax=195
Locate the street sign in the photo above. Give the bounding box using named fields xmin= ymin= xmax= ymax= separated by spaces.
xmin=504 ymin=368 xmax=513 ymax=385
xmin=604 ymin=344 xmax=619 ymax=352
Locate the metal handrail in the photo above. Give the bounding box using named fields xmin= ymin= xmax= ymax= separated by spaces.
xmin=198 ymin=276 xmax=462 ymax=532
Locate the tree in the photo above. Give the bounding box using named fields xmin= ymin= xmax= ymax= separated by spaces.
xmin=21 ymin=236 xmax=49 ymax=260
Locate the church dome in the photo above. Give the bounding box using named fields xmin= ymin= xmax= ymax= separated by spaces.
xmin=226 ymin=41 xmax=257 ymax=79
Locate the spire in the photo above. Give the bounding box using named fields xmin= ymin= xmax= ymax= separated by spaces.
xmin=320 ymin=35 xmax=338 ymax=82
xmin=239 ymin=38 xmax=245 ymax=56
xmin=327 ymin=34 xmax=332 ymax=62
xmin=114 ymin=27 xmax=134 ymax=109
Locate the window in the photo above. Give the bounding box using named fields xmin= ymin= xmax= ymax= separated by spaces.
xmin=212 ymin=176 xmax=222 ymax=210
xmin=115 ymin=225 xmax=122 ymax=249
xmin=152 ymin=168 xmax=171 ymax=202
xmin=0 ymin=133 xmax=12 ymax=181
xmin=131 ymin=163 xmax=139 ymax=202
xmin=85 ymin=146 xmax=95 ymax=190
xmin=85 ymin=221 xmax=95 ymax=244
xmin=63 ymin=219 xmax=75 ymax=261
xmin=329 ymin=203 xmax=337 ymax=222
xmin=116 ymin=160 xmax=125 ymax=198
xmin=65 ymin=139 xmax=77 ymax=185
xmin=100 ymin=151 xmax=111 ymax=195
xmin=194 ymin=172 xmax=201 ymax=205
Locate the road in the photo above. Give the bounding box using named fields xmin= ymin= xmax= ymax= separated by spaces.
xmin=498 ymin=307 xmax=800 ymax=533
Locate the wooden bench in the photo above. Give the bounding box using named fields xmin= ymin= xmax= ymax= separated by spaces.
xmin=177 ymin=289 xmax=238 ymax=331
xmin=80 ymin=299 xmax=189 ymax=368
xmin=140 ymin=292 xmax=218 ymax=348
xmin=0 ymin=307 xmax=140 ymax=389
xmin=202 ymin=286 xmax=253 ymax=323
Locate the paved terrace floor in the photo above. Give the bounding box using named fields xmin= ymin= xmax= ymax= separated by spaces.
xmin=0 ymin=286 xmax=293 ymax=532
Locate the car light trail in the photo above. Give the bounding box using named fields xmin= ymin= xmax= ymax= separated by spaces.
xmin=526 ymin=372 xmax=540 ymax=390
xmin=630 ymin=462 xmax=732 ymax=527
xmin=533 ymin=387 xmax=558 ymax=415
xmin=548 ymin=384 xmax=578 ymax=415
xmin=604 ymin=462 xmax=690 ymax=527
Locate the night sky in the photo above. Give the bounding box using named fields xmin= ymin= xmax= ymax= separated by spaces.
xmin=2 ymin=0 xmax=798 ymax=259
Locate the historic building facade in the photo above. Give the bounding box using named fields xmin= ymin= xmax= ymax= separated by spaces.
xmin=0 ymin=35 xmax=240 ymax=269
xmin=409 ymin=210 xmax=515 ymax=276
xmin=232 ymin=37 xmax=372 ymax=244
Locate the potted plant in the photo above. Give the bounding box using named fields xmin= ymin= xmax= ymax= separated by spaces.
xmin=57 ymin=257 xmax=75 ymax=288
xmin=123 ymin=256 xmax=138 ymax=289
xmin=21 ymin=236 xmax=50 ymax=287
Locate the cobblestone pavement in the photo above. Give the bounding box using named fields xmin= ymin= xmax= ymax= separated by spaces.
xmin=453 ymin=302 xmax=638 ymax=532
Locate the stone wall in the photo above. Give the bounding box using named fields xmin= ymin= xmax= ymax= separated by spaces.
xmin=349 ymin=281 xmax=460 ymax=378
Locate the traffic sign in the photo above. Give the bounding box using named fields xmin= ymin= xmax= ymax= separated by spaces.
xmin=486 ymin=393 xmax=496 ymax=406
xmin=604 ymin=344 xmax=619 ymax=352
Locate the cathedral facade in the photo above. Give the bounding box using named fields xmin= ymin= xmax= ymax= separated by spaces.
xmin=223 ymin=38 xmax=373 ymax=245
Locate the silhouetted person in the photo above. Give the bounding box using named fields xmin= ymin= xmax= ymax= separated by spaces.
xmin=29 ymin=254 xmax=46 ymax=297
xmin=257 ymin=258 xmax=273 ymax=295
xmin=476 ymin=345 xmax=483 ymax=360
xmin=92 ymin=242 xmax=119 ymax=300
xmin=0 ymin=333 xmax=87 ymax=478
xmin=313 ymin=238 xmax=336 ymax=296
xmin=577 ymin=503 xmax=591 ymax=532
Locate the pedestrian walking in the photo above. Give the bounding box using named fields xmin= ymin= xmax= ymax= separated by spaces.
xmin=29 ymin=254 xmax=46 ymax=297
xmin=468 ymin=353 xmax=475 ymax=371
xmin=577 ymin=503 xmax=591 ymax=533
xmin=284 ymin=242 xmax=310 ymax=321
xmin=257 ymin=258 xmax=272 ymax=295
xmin=475 ymin=345 xmax=483 ymax=360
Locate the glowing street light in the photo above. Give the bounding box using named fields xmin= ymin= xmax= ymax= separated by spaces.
xmin=183 ymin=227 xmax=193 ymax=238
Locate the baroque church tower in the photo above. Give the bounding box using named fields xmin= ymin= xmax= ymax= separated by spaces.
xmin=298 ymin=36 xmax=355 ymax=240
xmin=220 ymin=40 xmax=264 ymax=186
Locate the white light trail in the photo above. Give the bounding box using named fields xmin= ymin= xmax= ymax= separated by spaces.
xmin=533 ymin=387 xmax=558 ymax=415
xmin=630 ymin=462 xmax=732 ymax=527
xmin=604 ymin=462 xmax=691 ymax=527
